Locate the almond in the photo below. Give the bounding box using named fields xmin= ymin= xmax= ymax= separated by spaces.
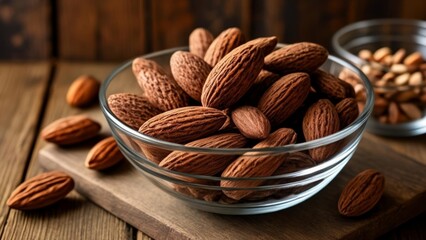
xmin=41 ymin=115 xmax=101 ymax=145
xmin=170 ymin=51 xmax=212 ymax=102
xmin=138 ymin=106 xmax=228 ymax=163
xmin=231 ymin=106 xmax=270 ymax=139
xmin=245 ymin=36 xmax=278 ymax=56
xmin=204 ymin=27 xmax=245 ymax=67
xmin=189 ymin=28 xmax=214 ymax=58
xmin=335 ymin=98 xmax=359 ymax=128
xmin=221 ymin=128 xmax=297 ymax=200
xmin=399 ymin=103 xmax=422 ymax=120
xmin=264 ymin=42 xmax=328 ymax=74
xmin=246 ymin=152 xmax=316 ymax=201
xmin=338 ymin=169 xmax=385 ymax=217
xmin=7 ymin=171 xmax=74 ymax=210
xmin=66 ymin=75 xmax=100 ymax=107
xmin=85 ymin=136 xmax=124 ymax=170
xmin=159 ymin=133 xmax=247 ymax=175
xmin=241 ymin=70 xmax=280 ymax=105
xmin=258 ymin=72 xmax=311 ymax=126
xmin=311 ymin=69 xmax=355 ymax=102
xmin=107 ymin=93 xmax=162 ymax=130
xmin=137 ymin=61 xmax=190 ymax=111
xmin=201 ymin=43 xmax=263 ymax=109
xmin=132 ymin=57 xmax=167 ymax=79
xmin=302 ymin=99 xmax=340 ymax=162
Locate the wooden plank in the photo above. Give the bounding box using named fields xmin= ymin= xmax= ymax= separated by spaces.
xmin=0 ymin=63 xmax=50 ymax=237
xmin=1 ymin=62 xmax=133 ymax=240
xmin=151 ymin=0 xmax=251 ymax=51
xmin=58 ymin=0 xmax=148 ymax=60
xmin=0 ymin=0 xmax=50 ymax=59
xmin=38 ymin=121 xmax=426 ymax=240
xmin=57 ymin=0 xmax=97 ymax=60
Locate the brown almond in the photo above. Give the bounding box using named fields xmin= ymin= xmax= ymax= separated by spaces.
xmin=335 ymin=98 xmax=359 ymax=128
xmin=373 ymin=47 xmax=391 ymax=62
xmin=7 ymin=171 xmax=74 ymax=210
xmin=231 ymin=106 xmax=271 ymax=139
xmin=159 ymin=133 xmax=247 ymax=175
xmin=138 ymin=106 xmax=228 ymax=163
xmin=258 ymin=72 xmax=311 ymax=126
xmin=392 ymin=48 xmax=406 ymax=64
xmin=66 ymin=75 xmax=100 ymax=107
xmin=404 ymin=51 xmax=424 ymax=66
xmin=108 ymin=93 xmax=163 ymax=130
xmin=137 ymin=61 xmax=190 ymax=111
xmin=85 ymin=137 xmax=124 ymax=170
xmin=399 ymin=103 xmax=422 ymax=120
xmin=189 ymin=28 xmax=214 ymax=58
xmin=264 ymin=42 xmax=328 ymax=74
xmin=41 ymin=115 xmax=101 ymax=145
xmin=338 ymin=169 xmax=385 ymax=217
xmin=311 ymin=69 xmax=355 ymax=102
xmin=221 ymin=128 xmax=297 ymax=200
xmin=132 ymin=57 xmax=167 ymax=79
xmin=204 ymin=27 xmax=245 ymax=67
xmin=170 ymin=51 xmax=212 ymax=102
xmin=303 ymin=99 xmax=340 ymax=162
xmin=244 ymin=36 xmax=278 ymax=56
xmin=201 ymin=43 xmax=263 ymax=109
xmin=358 ymin=49 xmax=372 ymax=61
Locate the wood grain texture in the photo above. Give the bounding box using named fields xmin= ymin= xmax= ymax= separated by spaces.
xmin=38 ymin=130 xmax=426 ymax=239
xmin=0 ymin=0 xmax=50 ymax=59
xmin=58 ymin=0 xmax=148 ymax=60
xmin=0 ymin=63 xmax=50 ymax=236
xmin=1 ymin=62 xmax=132 ymax=240
xmin=151 ymin=0 xmax=251 ymax=51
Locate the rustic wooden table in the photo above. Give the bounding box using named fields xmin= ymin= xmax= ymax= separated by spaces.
xmin=0 ymin=62 xmax=425 ymax=240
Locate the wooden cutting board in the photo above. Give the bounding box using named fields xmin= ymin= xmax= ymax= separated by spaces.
xmin=38 ymin=133 xmax=426 ymax=240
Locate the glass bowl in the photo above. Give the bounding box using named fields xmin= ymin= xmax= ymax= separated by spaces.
xmin=99 ymin=45 xmax=374 ymax=215
xmin=332 ymin=19 xmax=426 ymax=137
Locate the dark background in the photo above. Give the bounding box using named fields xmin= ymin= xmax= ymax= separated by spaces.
xmin=1 ymin=0 xmax=425 ymax=61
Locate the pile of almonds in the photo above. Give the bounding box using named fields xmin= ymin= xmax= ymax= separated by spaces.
xmin=340 ymin=47 xmax=426 ymax=124
xmin=7 ymin=76 xmax=124 ymax=211
xmin=108 ymin=27 xmax=362 ymax=203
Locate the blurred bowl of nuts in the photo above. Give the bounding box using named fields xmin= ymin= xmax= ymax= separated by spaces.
xmin=332 ymin=19 xmax=426 ymax=136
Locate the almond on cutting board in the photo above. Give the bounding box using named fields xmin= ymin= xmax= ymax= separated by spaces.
xmin=85 ymin=136 xmax=124 ymax=170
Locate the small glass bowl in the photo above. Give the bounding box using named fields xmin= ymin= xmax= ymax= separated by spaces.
xmin=332 ymin=19 xmax=426 ymax=137
xmin=99 ymin=46 xmax=374 ymax=215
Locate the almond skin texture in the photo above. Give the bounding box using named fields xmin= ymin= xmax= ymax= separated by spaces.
xmin=303 ymin=99 xmax=340 ymax=162
xmin=137 ymin=62 xmax=190 ymax=111
xmin=7 ymin=171 xmax=74 ymax=210
xmin=311 ymin=70 xmax=355 ymax=102
xmin=132 ymin=57 xmax=167 ymax=79
xmin=170 ymin=51 xmax=212 ymax=101
xmin=201 ymin=44 xmax=264 ymax=109
xmin=231 ymin=106 xmax=271 ymax=139
xmin=245 ymin=36 xmax=278 ymax=56
xmin=204 ymin=27 xmax=245 ymax=67
xmin=41 ymin=115 xmax=101 ymax=145
xmin=264 ymin=42 xmax=328 ymax=74
xmin=189 ymin=28 xmax=214 ymax=58
xmin=138 ymin=106 xmax=228 ymax=163
xmin=66 ymin=75 xmax=100 ymax=107
xmin=242 ymin=70 xmax=280 ymax=105
xmin=258 ymin=72 xmax=311 ymax=126
xmin=338 ymin=169 xmax=385 ymax=217
xmin=335 ymin=98 xmax=359 ymax=129
xmin=159 ymin=133 xmax=247 ymax=175
xmin=85 ymin=137 xmax=124 ymax=170
xmin=108 ymin=93 xmax=162 ymax=130
xmin=221 ymin=128 xmax=297 ymax=200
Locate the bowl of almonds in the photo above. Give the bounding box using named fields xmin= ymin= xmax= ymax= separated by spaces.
xmin=333 ymin=19 xmax=426 ymax=136
xmin=100 ymin=28 xmax=374 ymax=214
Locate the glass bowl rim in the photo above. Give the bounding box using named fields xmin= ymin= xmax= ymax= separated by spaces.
xmin=99 ymin=44 xmax=374 ymax=154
